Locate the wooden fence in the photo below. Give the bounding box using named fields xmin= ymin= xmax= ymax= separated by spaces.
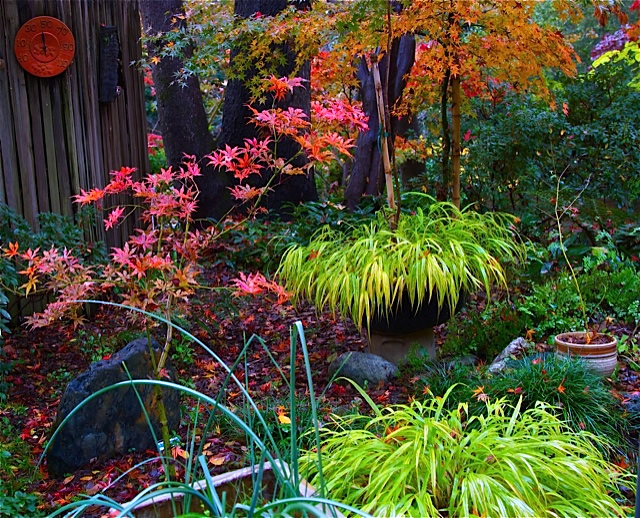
xmin=0 ymin=0 xmax=149 ymax=250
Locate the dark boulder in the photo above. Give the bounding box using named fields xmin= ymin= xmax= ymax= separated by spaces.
xmin=328 ymin=351 xmax=398 ymax=388
xmin=47 ymin=337 xmax=180 ymax=477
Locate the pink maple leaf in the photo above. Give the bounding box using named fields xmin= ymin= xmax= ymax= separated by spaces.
xmin=105 ymin=206 xmax=125 ymax=230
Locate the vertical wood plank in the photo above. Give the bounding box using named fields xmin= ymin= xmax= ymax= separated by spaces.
xmin=6 ymin=0 xmax=39 ymax=229
xmin=0 ymin=2 xmax=22 ymax=210
xmin=26 ymin=75 xmax=50 ymax=214
xmin=1 ymin=0 xmax=148 ymax=248
xmin=50 ymin=83 xmax=72 ymax=215
xmin=0 ymin=148 xmax=4 ymax=206
xmin=40 ymin=80 xmax=61 ymax=214
xmin=120 ymin=0 xmax=148 ymax=242
xmin=60 ymin=0 xmax=81 ymax=196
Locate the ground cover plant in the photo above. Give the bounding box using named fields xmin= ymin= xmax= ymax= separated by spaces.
xmin=418 ymin=355 xmax=639 ymax=458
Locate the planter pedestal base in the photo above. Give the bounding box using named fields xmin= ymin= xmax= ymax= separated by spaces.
xmin=367 ymin=327 xmax=435 ymax=366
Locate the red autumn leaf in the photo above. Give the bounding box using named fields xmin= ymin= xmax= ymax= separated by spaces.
xmin=105 ymin=206 xmax=125 ymax=230
xmin=259 ymin=382 xmax=271 ymax=392
xmin=73 ymin=188 xmax=104 ymax=205
xmin=3 ymin=241 xmax=19 ymax=258
xmin=376 ymin=390 xmax=391 ymax=403
xmin=615 ymin=457 xmax=630 ymax=469
xmin=332 ymin=384 xmax=348 ymax=396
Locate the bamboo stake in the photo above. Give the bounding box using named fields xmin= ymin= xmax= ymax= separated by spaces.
xmin=371 ymin=60 xmax=396 ymax=215
xmin=451 ymin=74 xmax=461 ymax=209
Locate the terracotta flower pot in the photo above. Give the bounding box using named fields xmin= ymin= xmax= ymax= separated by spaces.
xmin=555 ymin=332 xmax=618 ymax=377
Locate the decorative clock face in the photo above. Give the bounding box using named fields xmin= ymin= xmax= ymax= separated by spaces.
xmin=14 ymin=16 xmax=75 ymax=78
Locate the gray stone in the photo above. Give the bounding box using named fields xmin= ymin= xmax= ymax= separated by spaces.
xmin=47 ymin=338 xmax=180 ymax=477
xmin=488 ymin=337 xmax=530 ymax=373
xmin=446 ymin=354 xmax=478 ymax=370
xmin=328 ymin=352 xmax=399 ymax=387
xmin=368 ymin=328 xmax=435 ymax=366
xmin=623 ymin=392 xmax=640 ymax=415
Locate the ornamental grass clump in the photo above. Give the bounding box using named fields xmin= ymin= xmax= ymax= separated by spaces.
xmin=301 ymin=387 xmax=630 ymax=517
xmin=488 ymin=355 xmax=638 ymax=454
xmin=278 ymin=196 xmax=525 ymax=329
xmin=419 ymin=355 xmax=638 ymax=457
xmin=46 ymin=316 xmax=368 ymax=518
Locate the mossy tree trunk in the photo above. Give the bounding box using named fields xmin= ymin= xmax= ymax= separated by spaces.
xmin=218 ymin=0 xmax=318 ymax=215
xmin=139 ymin=0 xmax=231 ymax=221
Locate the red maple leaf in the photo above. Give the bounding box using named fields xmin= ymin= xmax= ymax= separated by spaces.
xmin=105 ymin=206 xmax=125 ymax=230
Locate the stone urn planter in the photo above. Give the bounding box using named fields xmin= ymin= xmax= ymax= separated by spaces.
xmin=555 ymin=332 xmax=618 ymax=377
xmin=368 ymin=291 xmax=465 ymax=366
xmin=278 ymin=200 xmax=525 ymax=368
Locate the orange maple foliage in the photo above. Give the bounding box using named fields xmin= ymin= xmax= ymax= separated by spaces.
xmin=395 ymin=0 xmax=581 ymax=115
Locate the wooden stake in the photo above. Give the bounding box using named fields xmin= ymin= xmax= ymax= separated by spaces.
xmin=372 ymin=60 xmax=396 ymax=214
xmin=451 ymin=74 xmax=461 ymax=209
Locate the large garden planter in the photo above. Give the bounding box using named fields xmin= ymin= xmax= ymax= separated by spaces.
xmin=368 ymin=291 xmax=465 ymax=366
xmin=555 ymin=332 xmax=618 ymax=377
xmin=368 ymin=327 xmax=436 ymax=366
xmin=129 ymin=461 xmax=344 ymax=517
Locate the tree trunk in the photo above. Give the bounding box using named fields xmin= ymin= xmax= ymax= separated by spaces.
xmin=139 ymin=0 xmax=231 ymax=221
xmin=345 ymin=34 xmax=415 ymax=211
xmin=451 ymin=74 xmax=461 ymax=209
xmin=219 ymin=0 xmax=317 ymax=215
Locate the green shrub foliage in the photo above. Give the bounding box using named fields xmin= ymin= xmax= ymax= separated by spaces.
xmin=302 ymin=389 xmax=630 ymax=517
xmin=418 ymin=355 xmax=637 ymax=456
xmin=279 ymin=197 xmax=524 ymax=330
